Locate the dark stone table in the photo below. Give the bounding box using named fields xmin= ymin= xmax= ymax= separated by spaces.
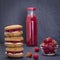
xmin=0 ymin=44 xmax=60 ymax=60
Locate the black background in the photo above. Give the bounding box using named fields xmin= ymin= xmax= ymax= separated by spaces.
xmin=0 ymin=0 xmax=60 ymax=44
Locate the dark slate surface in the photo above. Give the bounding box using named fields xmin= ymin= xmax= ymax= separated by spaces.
xmin=0 ymin=0 xmax=60 ymax=44
xmin=0 ymin=44 xmax=60 ymax=60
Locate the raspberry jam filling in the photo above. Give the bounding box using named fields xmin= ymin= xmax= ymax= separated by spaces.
xmin=6 ymin=40 xmax=24 ymax=43
xmin=6 ymin=28 xmax=22 ymax=32
xmin=7 ymin=51 xmax=23 ymax=54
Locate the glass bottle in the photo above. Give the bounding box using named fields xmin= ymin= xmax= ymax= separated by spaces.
xmin=26 ymin=7 xmax=37 ymax=46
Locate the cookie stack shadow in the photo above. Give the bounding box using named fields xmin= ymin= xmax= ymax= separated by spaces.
xmin=4 ymin=25 xmax=24 ymax=58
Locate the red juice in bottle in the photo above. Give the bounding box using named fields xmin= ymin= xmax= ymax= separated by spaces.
xmin=26 ymin=7 xmax=37 ymax=46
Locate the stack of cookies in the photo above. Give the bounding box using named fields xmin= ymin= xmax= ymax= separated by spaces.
xmin=4 ymin=25 xmax=24 ymax=58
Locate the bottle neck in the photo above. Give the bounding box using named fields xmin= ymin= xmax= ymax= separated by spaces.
xmin=28 ymin=10 xmax=35 ymax=16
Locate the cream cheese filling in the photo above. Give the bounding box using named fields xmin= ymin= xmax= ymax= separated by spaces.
xmin=5 ymin=52 xmax=23 ymax=55
xmin=5 ymin=42 xmax=23 ymax=44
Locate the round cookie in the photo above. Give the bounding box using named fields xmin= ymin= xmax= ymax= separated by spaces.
xmin=5 ymin=37 xmax=24 ymax=42
xmin=6 ymin=47 xmax=24 ymax=52
xmin=6 ymin=52 xmax=24 ymax=58
xmin=4 ymin=31 xmax=23 ymax=37
xmin=5 ymin=37 xmax=24 ymax=47
xmin=5 ymin=43 xmax=23 ymax=47
xmin=4 ymin=25 xmax=23 ymax=37
xmin=6 ymin=47 xmax=24 ymax=58
xmin=4 ymin=25 xmax=23 ymax=30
